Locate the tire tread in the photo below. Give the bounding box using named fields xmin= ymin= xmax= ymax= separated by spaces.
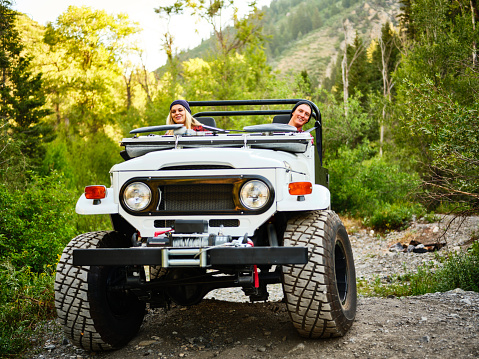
xmin=55 ymin=232 xmax=120 ymax=351
xmin=282 ymin=210 xmax=356 ymax=338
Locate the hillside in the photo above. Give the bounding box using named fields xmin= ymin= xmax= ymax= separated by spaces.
xmin=163 ymin=0 xmax=401 ymax=86
xmin=268 ymin=0 xmax=401 ymax=85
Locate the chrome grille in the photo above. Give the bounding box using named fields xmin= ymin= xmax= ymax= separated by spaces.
xmin=159 ymin=184 xmax=235 ymax=211
xmin=120 ymin=175 xmax=273 ymax=216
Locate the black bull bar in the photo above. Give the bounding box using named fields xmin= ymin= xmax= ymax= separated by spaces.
xmin=73 ymin=246 xmax=308 ymax=267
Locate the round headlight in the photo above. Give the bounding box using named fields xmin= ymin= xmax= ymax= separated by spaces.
xmin=240 ymin=180 xmax=270 ymax=210
xmin=123 ymin=182 xmax=151 ymax=211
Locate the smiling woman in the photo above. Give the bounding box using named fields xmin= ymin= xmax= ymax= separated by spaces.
xmin=165 ymin=99 xmax=205 ymax=134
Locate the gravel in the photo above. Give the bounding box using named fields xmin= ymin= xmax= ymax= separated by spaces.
xmin=353 ymin=215 xmax=479 ymax=281
xmin=25 ymin=214 xmax=479 ymax=359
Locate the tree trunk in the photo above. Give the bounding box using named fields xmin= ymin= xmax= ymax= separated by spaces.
xmin=378 ymin=36 xmax=393 ymax=157
xmin=472 ymin=1 xmax=477 ymax=68
xmin=123 ymin=73 xmax=132 ymax=110
xmin=140 ymin=64 xmax=152 ymax=103
xmin=342 ymin=25 xmax=349 ymax=119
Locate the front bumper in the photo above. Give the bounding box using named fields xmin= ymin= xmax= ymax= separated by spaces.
xmin=73 ymin=246 xmax=308 ymax=267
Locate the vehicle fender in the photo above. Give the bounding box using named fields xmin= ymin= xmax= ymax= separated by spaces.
xmin=277 ymin=184 xmax=330 ymax=211
xmin=75 ymin=188 xmax=119 ymax=215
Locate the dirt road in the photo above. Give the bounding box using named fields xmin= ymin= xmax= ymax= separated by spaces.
xmin=33 ymin=289 xmax=479 ymax=359
xmin=30 ymin=216 xmax=479 ymax=359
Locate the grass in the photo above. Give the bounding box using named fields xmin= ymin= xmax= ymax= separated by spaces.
xmin=340 ymin=215 xmax=363 ymax=235
xmin=0 ymin=261 xmax=57 ymax=356
xmin=358 ymin=241 xmax=479 ymax=297
xmin=342 ymin=211 xmax=479 ymax=298
xmin=421 ymin=213 xmax=440 ymax=224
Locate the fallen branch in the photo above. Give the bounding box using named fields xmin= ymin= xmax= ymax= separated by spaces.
xmin=423 ymin=181 xmax=479 ymax=199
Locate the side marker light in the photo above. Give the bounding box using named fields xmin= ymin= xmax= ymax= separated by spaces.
xmin=288 ymin=182 xmax=312 ymax=195
xmin=85 ymin=185 xmax=107 ymax=199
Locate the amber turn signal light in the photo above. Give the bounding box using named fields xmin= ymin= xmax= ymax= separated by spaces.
xmin=288 ymin=182 xmax=312 ymax=195
xmin=85 ymin=185 xmax=107 ymax=199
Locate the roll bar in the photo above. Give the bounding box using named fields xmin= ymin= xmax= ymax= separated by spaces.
xmin=188 ymin=99 xmax=323 ymax=165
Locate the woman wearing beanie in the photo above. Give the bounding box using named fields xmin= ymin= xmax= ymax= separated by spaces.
xmin=166 ymin=99 xmax=205 ymax=134
xmin=288 ymin=101 xmax=313 ymax=132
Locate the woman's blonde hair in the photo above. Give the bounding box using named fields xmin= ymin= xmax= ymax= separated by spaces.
xmin=166 ymin=106 xmax=202 ymax=135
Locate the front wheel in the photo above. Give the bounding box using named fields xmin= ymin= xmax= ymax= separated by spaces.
xmin=55 ymin=231 xmax=146 ymax=351
xmin=282 ymin=210 xmax=356 ymax=338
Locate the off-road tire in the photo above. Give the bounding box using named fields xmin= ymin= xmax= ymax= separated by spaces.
xmin=282 ymin=210 xmax=356 ymax=338
xmin=55 ymin=231 xmax=146 ymax=351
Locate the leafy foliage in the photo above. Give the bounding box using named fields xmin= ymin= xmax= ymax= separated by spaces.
xmin=0 ymin=172 xmax=78 ymax=272
xmin=0 ymin=1 xmax=52 ymax=183
xmin=321 ymin=91 xmax=378 ymax=154
xmin=2 ymin=1 xmax=479 ymax=355
xmin=6 ymin=0 xmax=475 ymax=248
xmin=156 ymin=1 xmax=270 ymax=103
xmin=397 ymin=77 xmax=479 ymax=214
xmin=42 ymin=6 xmax=140 ymax=134
xmin=0 ymin=261 xmax=56 ymax=355
xmin=326 ymin=142 xmax=422 ymax=229
xmin=393 ymin=0 xmax=479 ymax=215
xmin=0 ymin=170 xmax=80 ymax=356
xmin=367 ymin=202 xmax=424 ymax=231
xmin=396 ymin=0 xmax=479 ymax=104
xmin=43 ymin=131 xmax=121 ymax=189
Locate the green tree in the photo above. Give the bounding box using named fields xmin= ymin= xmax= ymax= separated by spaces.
xmin=398 ymin=0 xmax=414 ymax=39
xmin=370 ymin=22 xmax=401 ymax=96
xmin=155 ymin=1 xmax=272 ymax=127
xmin=369 ymin=21 xmax=401 ymax=155
xmin=399 ymin=78 xmax=479 ymax=214
xmin=0 ymin=0 xmax=51 ymax=181
xmin=42 ymin=5 xmax=141 ymax=133
xmin=395 ymin=0 xmax=479 ymax=214
xmin=156 ymin=1 xmax=265 ymax=59
xmin=297 ymin=70 xmax=312 ymax=97
xmin=397 ymin=0 xmax=479 ymax=104
xmin=38 ymin=6 xmax=141 ymax=189
xmin=291 ymin=3 xmax=313 ymax=39
xmin=346 ymin=33 xmax=369 ymax=106
xmin=320 ymin=90 xmax=377 ymax=155
xmin=332 ymin=28 xmax=368 ymax=117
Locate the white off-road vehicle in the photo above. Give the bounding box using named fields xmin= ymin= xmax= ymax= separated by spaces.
xmin=55 ymin=99 xmax=356 ymax=351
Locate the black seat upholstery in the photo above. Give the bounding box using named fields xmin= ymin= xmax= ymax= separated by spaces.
xmin=196 ymin=117 xmax=216 ymax=127
xmin=272 ymin=114 xmax=290 ymax=124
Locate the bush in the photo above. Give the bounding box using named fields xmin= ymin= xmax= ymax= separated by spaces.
xmin=43 ymin=133 xmax=120 ymax=190
xmin=433 ymin=242 xmax=479 ymax=292
xmin=0 ymin=172 xmax=79 ymax=272
xmin=326 ymin=142 xmax=423 ymax=229
xmin=0 ymin=172 xmax=82 ymax=355
xmin=367 ymin=202 xmax=425 ymax=231
xmin=0 ymin=261 xmax=56 ymax=355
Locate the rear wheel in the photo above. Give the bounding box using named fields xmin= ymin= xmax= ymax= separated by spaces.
xmin=55 ymin=231 xmax=145 ymax=351
xmin=282 ymin=210 xmax=356 ymax=338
